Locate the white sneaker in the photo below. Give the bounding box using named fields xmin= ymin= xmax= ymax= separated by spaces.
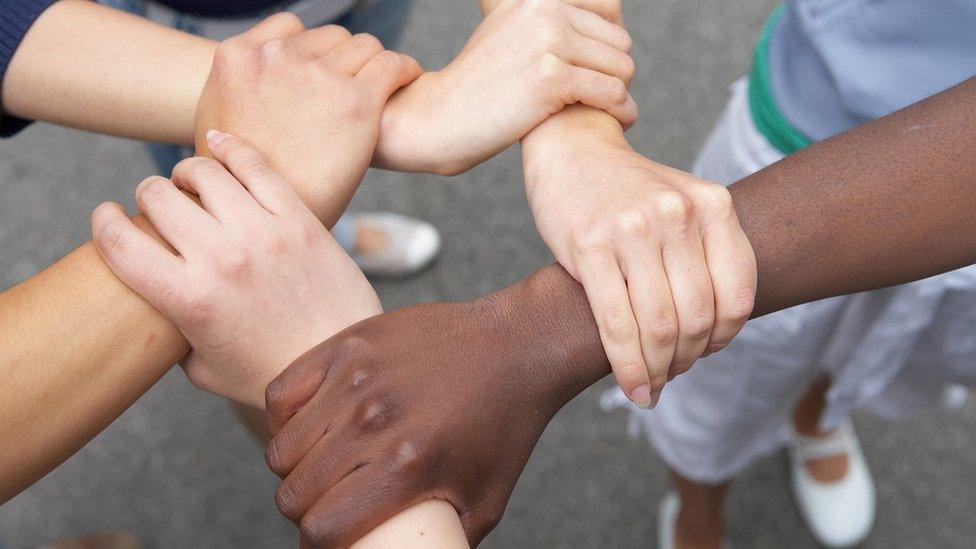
xmin=658 ymin=492 xmax=731 ymax=549
xmin=788 ymin=420 xmax=875 ymax=548
xmin=342 ymin=212 xmax=441 ymax=277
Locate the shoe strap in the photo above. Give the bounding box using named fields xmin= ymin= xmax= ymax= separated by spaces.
xmin=789 ymin=421 xmax=852 ymax=462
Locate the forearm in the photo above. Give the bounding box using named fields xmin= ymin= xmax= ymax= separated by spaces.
xmin=2 ymin=0 xmax=215 ymax=143
xmin=504 ymin=76 xmax=976 ymax=398
xmin=0 ymin=218 xmax=187 ymax=502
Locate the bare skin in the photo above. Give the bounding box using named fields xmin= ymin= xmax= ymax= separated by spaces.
xmin=267 ymin=77 xmax=976 ymax=547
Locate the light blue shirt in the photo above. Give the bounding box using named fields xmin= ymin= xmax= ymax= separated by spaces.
xmin=769 ymin=0 xmax=976 ymax=141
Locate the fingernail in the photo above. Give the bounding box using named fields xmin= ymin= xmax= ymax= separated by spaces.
xmin=206 ymin=129 xmax=228 ymax=147
xmin=630 ymin=384 xmax=653 ymax=409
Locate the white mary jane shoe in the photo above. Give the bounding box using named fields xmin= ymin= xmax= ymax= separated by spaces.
xmin=789 ymin=419 xmax=876 ymax=547
xmin=658 ymin=492 xmax=731 ymax=549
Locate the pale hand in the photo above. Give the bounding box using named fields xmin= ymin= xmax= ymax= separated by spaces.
xmin=92 ymin=134 xmax=382 ymax=408
xmin=374 ymin=0 xmax=638 ymax=175
xmin=523 ymin=126 xmax=757 ymax=408
xmin=194 ymin=13 xmax=422 ymax=225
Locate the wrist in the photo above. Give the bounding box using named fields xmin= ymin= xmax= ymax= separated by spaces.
xmin=470 ymin=264 xmax=609 ymax=411
xmin=375 ymin=71 xmax=457 ymax=175
xmin=522 ymin=115 xmax=633 ymax=201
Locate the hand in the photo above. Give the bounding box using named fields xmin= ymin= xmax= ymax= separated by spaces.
xmin=91 ymin=133 xmax=382 ymax=408
xmin=374 ymin=0 xmax=637 ymax=175
xmin=263 ymin=265 xmax=609 ymax=547
xmin=194 ymin=13 xmax=422 ymax=224
xmin=523 ymin=123 xmax=757 ymax=408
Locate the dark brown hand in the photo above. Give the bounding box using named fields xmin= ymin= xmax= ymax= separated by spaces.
xmin=264 ymin=267 xmax=605 ymax=547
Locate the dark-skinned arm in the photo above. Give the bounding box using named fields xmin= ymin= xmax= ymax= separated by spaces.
xmin=264 ymin=76 xmax=976 ymax=548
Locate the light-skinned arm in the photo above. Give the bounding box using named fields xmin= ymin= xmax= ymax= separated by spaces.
xmin=473 ymin=0 xmax=759 ymax=409
xmin=264 ymin=76 xmax=976 ymax=548
xmin=2 ymin=16 xmax=469 ymax=548
xmin=1 ymin=0 xmax=215 ymax=143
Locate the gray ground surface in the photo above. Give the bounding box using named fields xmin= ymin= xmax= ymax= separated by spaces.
xmin=1 ymin=1 xmax=974 ymax=548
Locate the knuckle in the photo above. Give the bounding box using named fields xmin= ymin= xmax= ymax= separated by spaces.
xmin=264 ymin=378 xmax=287 ymax=414
xmin=605 ymin=76 xmax=629 ymax=104
xmin=620 ymin=53 xmax=636 ymax=81
xmin=185 ymin=157 xmax=226 ymax=183
xmin=323 ymin=24 xmax=351 ymax=40
xmin=213 ymin=249 xmax=253 ymax=282
xmin=571 ymin=228 xmax=612 ymax=257
xmin=614 ymin=210 xmax=649 ymax=236
xmin=299 ymin=515 xmax=333 ymax=548
xmin=353 ymin=32 xmax=383 ymax=51
xmin=354 ymin=396 xmax=396 ymax=433
xmin=702 ymin=182 xmax=734 ymax=212
xmin=726 ymin=287 xmax=757 ymax=321
xmin=388 ymin=438 xmax=428 ymax=477
xmin=263 ymin=232 xmax=292 ymax=258
xmin=372 ymin=49 xmax=402 ymax=71
xmin=337 ymin=332 xmax=376 ymax=361
xmin=654 ymin=190 xmax=694 ymax=223
xmin=257 ymin=37 xmax=288 ymax=61
xmin=275 ymin=484 xmax=304 ymax=522
xmin=684 ymin=311 xmax=715 ymax=339
xmin=264 ymin=440 xmax=288 ymax=477
xmin=524 ymin=0 xmax=554 ymax=14
xmin=534 ymin=24 xmax=564 ymax=54
xmin=535 ymin=53 xmax=567 ymax=87
xmin=225 ymin=143 xmax=267 ymax=173
xmin=96 ymin=215 xmax=131 ymax=256
xmin=645 ymin=320 xmax=679 ymax=346
xmin=614 ymin=361 xmax=647 ymax=382
xmin=135 ymin=176 xmax=171 ymax=207
xmin=269 ymin=11 xmax=304 ymax=32
xmin=349 ymin=367 xmax=372 ymax=391
xmin=619 ymin=28 xmax=634 ymax=53
xmin=603 ymin=310 xmax=637 ymax=342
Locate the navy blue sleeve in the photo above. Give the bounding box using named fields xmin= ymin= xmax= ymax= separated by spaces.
xmin=1 ymin=0 xmax=58 ymax=138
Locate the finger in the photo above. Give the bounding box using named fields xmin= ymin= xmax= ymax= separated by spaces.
xmin=564 ymin=66 xmax=639 ymax=129
xmin=561 ymin=0 xmax=623 ymax=23
xmin=701 ymin=202 xmax=757 ymax=356
xmin=567 ymin=31 xmax=635 ymax=85
xmin=240 ymin=12 xmax=306 ymax=43
xmin=298 ymin=466 xmax=425 ymax=549
xmin=206 ymin=130 xmax=313 ymax=219
xmin=265 ymin=385 xmax=336 ymax=478
xmin=91 ymin=202 xmax=185 ymax=313
xmin=289 ymin=24 xmax=351 ymax=58
xmin=265 ymin=341 xmax=337 ymax=435
xmin=576 ymin=250 xmax=654 ymax=408
xmin=567 ymin=5 xmax=632 ymax=52
xmin=661 ymin=216 xmax=715 ymax=377
xmin=356 ymin=51 xmax=424 ymax=104
xmin=170 ymin=157 xmax=267 ymax=222
xmin=273 ymin=427 xmax=359 ymax=522
xmin=134 ymin=176 xmax=218 ymax=256
xmin=321 ymin=33 xmax=384 ymax=75
xmin=618 ymin=245 xmax=677 ymax=403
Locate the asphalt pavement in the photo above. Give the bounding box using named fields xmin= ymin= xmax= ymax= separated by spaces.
xmin=1 ymin=1 xmax=974 ymax=547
